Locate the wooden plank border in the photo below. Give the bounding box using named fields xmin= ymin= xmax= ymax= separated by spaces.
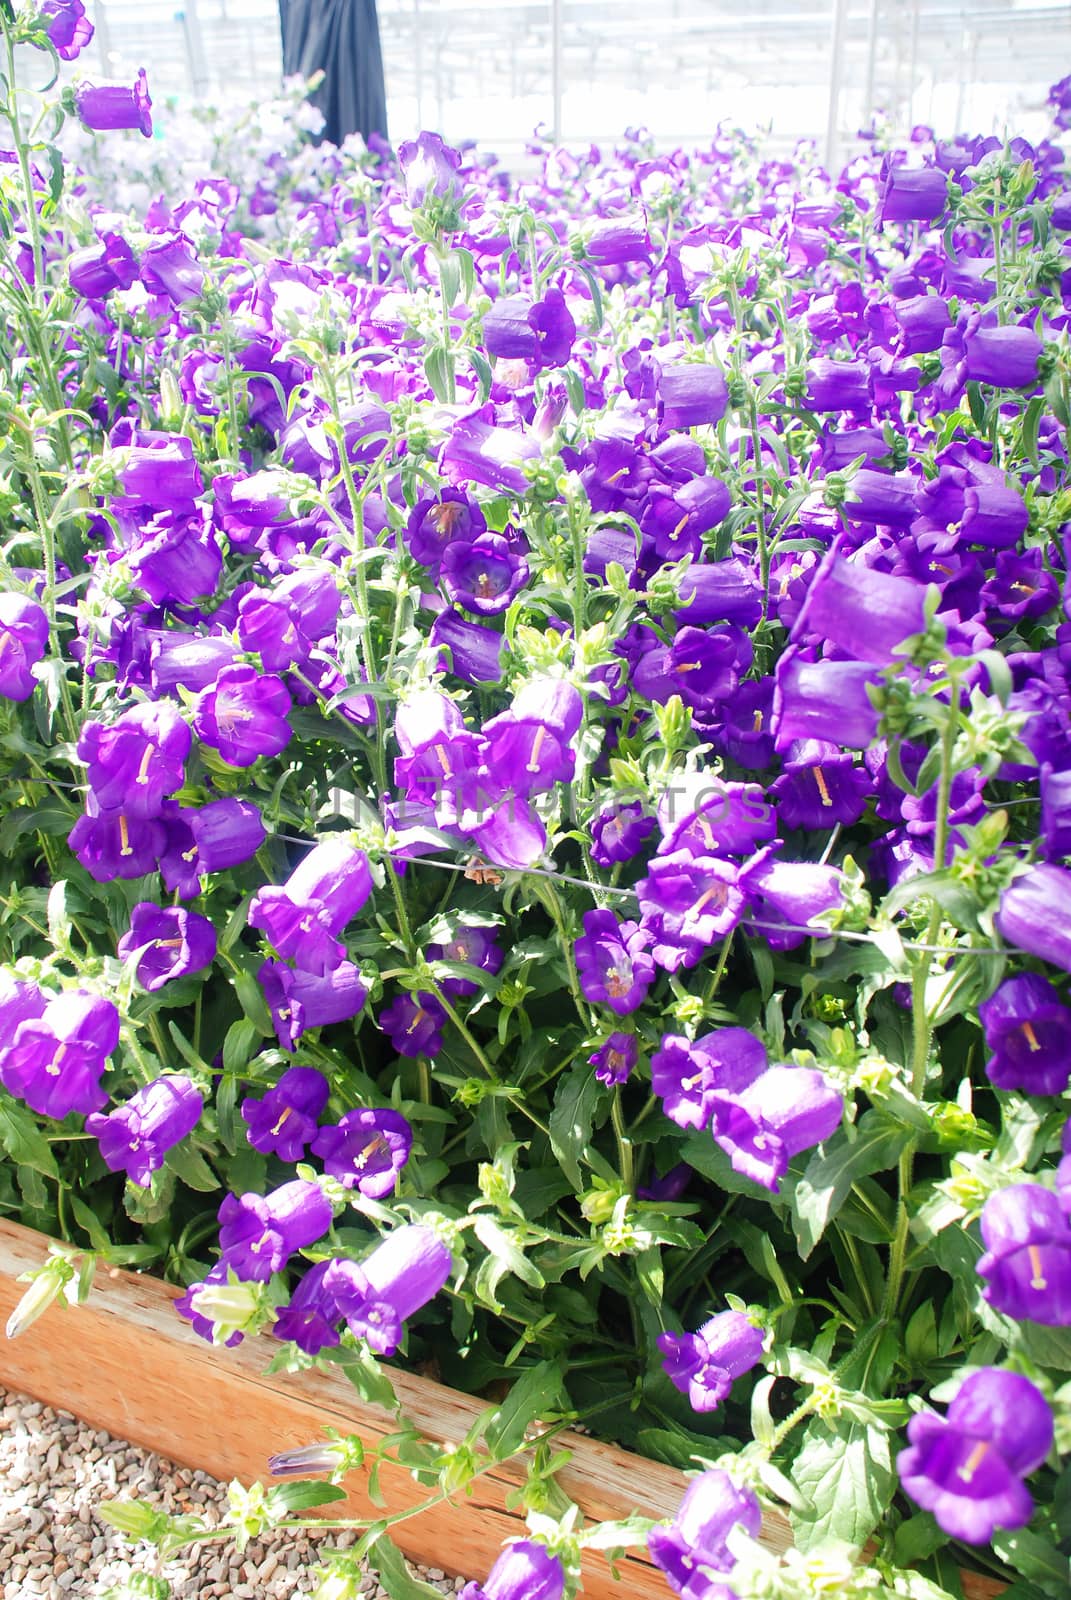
xmin=0 ymin=1221 xmax=1004 ymax=1599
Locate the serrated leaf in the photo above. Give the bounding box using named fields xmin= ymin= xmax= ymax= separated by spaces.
xmin=788 ymin=1419 xmax=895 ymax=1553
xmin=472 ymin=1215 xmax=544 ymax=1289
xmin=163 ymin=1142 xmax=219 ymax=1192
xmin=548 ymin=1062 xmax=600 ymax=1190
xmin=0 ymin=1095 xmax=58 ymax=1177
xmin=483 ymin=1360 xmax=564 ymax=1457
xmin=264 ymin=1480 xmax=347 ymax=1516
xmin=791 ymin=1112 xmax=911 ymax=1259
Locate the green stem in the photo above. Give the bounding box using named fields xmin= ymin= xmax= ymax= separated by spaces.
xmin=611 ymin=1087 xmax=633 ymax=1193
xmin=747 ymin=391 xmax=770 ymax=623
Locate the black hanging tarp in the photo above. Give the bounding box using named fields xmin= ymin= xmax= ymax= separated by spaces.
xmin=278 ymin=0 xmax=389 ymax=147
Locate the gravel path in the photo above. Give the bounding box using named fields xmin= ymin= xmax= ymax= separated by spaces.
xmin=0 ymin=1385 xmax=470 ymax=1599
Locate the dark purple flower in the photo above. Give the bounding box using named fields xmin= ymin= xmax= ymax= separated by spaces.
xmin=249 ymin=840 xmax=374 ymax=976
xmin=240 ymin=1066 xmax=330 ymax=1162
xmin=188 ymin=797 xmax=267 ymax=875
xmin=648 ymin=1469 xmax=761 ymax=1600
xmin=75 ymin=69 xmax=152 ymax=137
xmin=217 ymin=1179 xmax=333 ymax=1282
xmin=128 ymin=512 xmax=221 ymax=607
xmin=655 ymin=362 xmax=728 ymax=429
xmin=430 ymin=609 xmax=506 ymax=685
xmin=996 ymin=865 xmax=1071 ymax=973
xmin=481 ymin=678 xmax=582 ymax=799
xmin=117 ymin=902 xmax=216 ymax=991
xmin=589 ymin=1031 xmax=638 ymax=1087
xmin=637 ymin=853 xmax=746 ymax=972
xmin=311 ymin=1107 xmax=412 ymax=1197
xmin=67 ymin=231 xmax=138 ymax=298
xmin=582 ymin=215 xmax=651 ymax=266
xmin=40 ymin=1 xmax=94 ymax=61
xmin=85 ymin=1074 xmax=203 ymax=1187
xmin=68 ymin=803 xmax=166 ymax=882
xmin=633 ymin=627 xmax=740 ymax=712
xmin=805 ymin=359 xmax=871 ymax=412
xmin=78 ymin=702 xmax=191 ymax=818
xmin=898 ymin=1368 xmax=1053 ymax=1543
xmin=772 ymin=649 xmax=883 ymax=752
xmin=978 ymin=974 xmax=1071 ymax=1095
xmin=590 ymin=802 xmax=657 ymax=867
xmin=657 ymin=775 xmax=776 ymax=858
xmin=439 ymin=411 xmax=539 ymax=496
xmin=0 ymin=990 xmax=119 ymax=1118
xmin=441 ymin=532 xmax=529 ymax=615
xmin=194 ymin=664 xmax=292 ymax=768
xmin=379 ymin=991 xmax=448 ymax=1057
xmin=459 ymin=1540 xmax=565 ymax=1600
xmin=140 ymin=233 xmax=204 ymax=305
xmin=769 ymin=743 xmax=872 ymax=831
xmin=964 ymin=324 xmax=1042 ymax=389
xmin=407 ymin=491 xmax=486 ymax=573
xmin=0 ymin=594 xmax=48 ymax=701
xmin=658 ymin=1310 xmax=764 ymax=1413
xmin=741 ymin=850 xmax=848 ymax=951
xmin=877 ymin=158 xmax=947 ymax=225
xmin=651 ymin=1028 xmax=766 ymax=1132
xmin=710 ymin=1064 xmax=843 ymax=1191
xmin=792 ymin=553 xmax=929 ymax=665
xmin=484 ymin=290 xmax=576 ymax=371
xmin=675 ymin=559 xmax=763 ymax=630
xmin=323 ymin=1224 xmax=452 ymax=1356
xmin=272 ymin=1260 xmax=341 ymax=1355
xmin=426 ymin=923 xmax=503 ymax=997
xmin=575 ymin=909 xmax=655 ymax=1015
xmin=258 ymin=959 xmax=370 ymax=1051
xmin=977 ymin=1183 xmax=1071 ymax=1325
xmin=981 ymin=549 xmax=1058 ymax=621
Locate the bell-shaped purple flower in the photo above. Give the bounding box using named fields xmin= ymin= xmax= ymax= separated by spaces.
xmin=658 ymin=1310 xmax=764 ymax=1413
xmin=379 ymin=991 xmax=448 ymax=1057
xmin=648 ymin=1469 xmax=761 ymax=1600
xmin=312 ymin=1107 xmax=413 ymax=1198
xmin=996 ymin=864 xmax=1071 ymax=973
xmin=426 ymin=923 xmax=503 ymax=997
xmin=877 ymin=158 xmax=948 ymax=225
xmin=117 ymin=902 xmax=216 ymax=991
xmin=78 ymin=702 xmax=191 ymax=818
xmin=978 ymin=973 xmax=1071 ymax=1095
xmin=439 ymin=411 xmax=539 ymax=496
xmin=459 ymin=1540 xmax=565 ymax=1600
xmin=68 ymin=803 xmax=166 ymax=882
xmin=258 ymin=958 xmax=370 ymax=1051
xmin=430 ymin=609 xmax=506 ymax=686
xmin=590 ymin=802 xmax=657 ymax=867
xmin=898 ymin=1368 xmax=1053 ymax=1543
xmin=249 ymin=840 xmax=374 ymax=977
xmin=792 ymin=553 xmax=929 ymax=665
xmin=575 ymin=909 xmax=655 ymax=1016
xmin=741 ymin=850 xmax=848 ymax=952
xmin=590 ymin=1031 xmax=638 ymax=1087
xmin=272 ymin=1260 xmax=341 ymax=1355
xmin=710 ymin=1064 xmax=843 ymax=1192
xmin=68 ymin=231 xmax=138 ymax=298
xmin=651 ymin=1028 xmax=766 ymax=1132
xmin=964 ymin=324 xmax=1042 ymax=389
xmin=241 ymin=1066 xmax=330 ymax=1162
xmin=657 ymin=774 xmax=776 ymax=859
xmin=637 ymin=853 xmax=746 ymax=972
xmin=484 ymin=290 xmax=576 ymax=371
xmin=407 ymin=491 xmax=486 ymax=574
xmin=772 ymin=649 xmax=883 ymax=752
xmin=397 ymin=131 xmax=463 ymax=206
xmin=189 ymin=797 xmax=267 ymax=875
xmin=654 ymin=362 xmax=729 ymax=429
xmin=323 ymin=1224 xmax=452 ymax=1356
xmin=770 ymin=743 xmax=872 ymax=831
xmin=217 ymin=1179 xmax=333 ymax=1282
xmin=41 ymin=1 xmax=94 ymax=61
xmin=0 ymin=595 xmax=49 ymax=701
xmin=194 ymin=664 xmax=292 ymax=768
xmin=75 ymin=69 xmax=153 ymax=138
xmin=441 ymin=531 xmax=529 ymax=616
xmin=85 ymin=1074 xmax=203 ymax=1187
xmin=0 ymin=990 xmax=119 ymax=1119
xmin=977 ymin=1183 xmax=1071 ymax=1325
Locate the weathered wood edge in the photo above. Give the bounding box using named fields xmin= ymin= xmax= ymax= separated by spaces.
xmin=0 ymin=1220 xmax=1004 ymax=1599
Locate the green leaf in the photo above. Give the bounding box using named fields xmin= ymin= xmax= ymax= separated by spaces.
xmin=1011 ymin=1319 xmax=1071 ymax=1373
xmin=0 ymin=1095 xmax=58 ymax=1177
xmin=264 ymin=1481 xmax=347 ymax=1516
xmin=423 ymin=345 xmax=453 ymax=403
xmin=580 ymin=1515 xmax=657 ymax=1551
xmin=483 ymin=1360 xmax=565 ymax=1458
xmin=990 ymin=1527 xmax=1071 ymax=1592
xmin=163 ymin=1142 xmax=219 ymax=1193
xmin=222 ymin=1018 xmax=258 ymax=1079
xmin=788 ymin=1419 xmax=895 ymax=1553
xmin=548 ymin=1062 xmax=601 ymax=1190
xmin=365 ymin=1533 xmax=446 ymax=1600
xmin=68 ymin=1194 xmax=110 ymax=1251
xmin=891 ymin=1511 xmax=946 ymax=1567
xmin=790 ymin=1111 xmax=911 ymax=1259
xmin=323 ymin=1344 xmax=399 ymax=1412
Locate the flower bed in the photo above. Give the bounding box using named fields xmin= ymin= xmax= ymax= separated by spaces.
xmin=1 ymin=5 xmax=1071 ymax=1598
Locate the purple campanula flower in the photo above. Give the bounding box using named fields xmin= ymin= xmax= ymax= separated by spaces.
xmin=85 ymin=1074 xmax=203 ymax=1187
xmin=311 ymin=1107 xmax=412 ymax=1197
xmin=633 ymin=627 xmax=740 ymax=712
xmin=710 ymin=1064 xmax=843 ymax=1192
xmin=78 ymin=702 xmax=191 ymax=818
xmin=112 ymin=428 xmax=202 ymax=511
xmin=323 ymin=1225 xmax=452 ymax=1357
xmin=117 ymin=903 xmax=216 ymax=991
xmin=482 ymin=679 xmax=581 ymax=799
xmin=769 ymin=742 xmax=872 ymax=831
xmin=439 ymin=411 xmax=539 ymax=496
xmin=68 ymin=803 xmax=166 ymax=882
xmin=590 ymin=801 xmax=657 ymax=867
xmin=642 ymin=477 xmax=731 ymax=564
xmin=459 ymin=1540 xmax=565 ymax=1600
xmin=257 ymin=958 xmax=370 ymax=1051
xmin=964 ymin=324 xmax=1043 ymax=389
xmin=898 ymin=1369 xmax=1053 ymax=1543
xmin=194 ymin=664 xmax=292 ymax=768
xmin=379 ymin=991 xmax=447 ymax=1057
xmin=75 ymin=69 xmax=152 ymax=138
xmin=217 ymin=1179 xmax=333 ymax=1282
xmin=430 ymin=609 xmax=506 ymax=686
xmin=174 ymin=1262 xmax=245 ymax=1348
xmin=840 ymin=470 xmax=919 ymax=529
xmin=581 ymin=214 xmax=651 ymax=266
xmin=67 ymin=231 xmax=137 ymax=298
xmin=1041 ymin=765 xmax=1071 ymax=860
xmin=772 ymin=649 xmax=883 ymax=752
xmin=658 ymin=1310 xmax=764 ymax=1413
xmin=638 ymin=1162 xmax=692 ymax=1203
xmin=140 ymin=233 xmax=204 ymax=305
xmin=638 ymin=853 xmax=747 ymax=972
xmin=237 ymin=588 xmax=315 ymax=673
xmin=0 ymin=990 xmax=119 ymax=1118
xmin=575 ymin=909 xmax=655 ymax=1016
xmin=877 ymin=157 xmax=948 ymax=224
xmin=981 ymin=549 xmax=1058 ymax=622
xmin=272 ymin=1260 xmax=341 ymax=1355
xmin=648 ymin=1469 xmax=761 ymax=1600
xmin=996 ymin=864 xmax=1071 ymax=972
xmin=240 ymin=1066 xmax=330 ymax=1162
xmin=484 ymin=289 xmax=576 ymax=371
xmin=792 ymin=553 xmax=929 ymax=665
xmin=149 ymin=635 xmax=239 ymax=697
xmin=654 ymin=362 xmax=729 ymax=429
xmin=741 ymin=850 xmax=848 ymax=952
xmin=0 ymin=595 xmax=48 ymax=701
xmin=977 ymin=1183 xmax=1071 ymax=1325
xmin=249 ymin=840 xmax=374 ymax=976
xmin=657 ymin=774 xmax=776 ymax=859
xmin=441 ymin=532 xmax=529 ymax=616
xmin=651 ymin=1028 xmax=766 ymax=1132
xmin=190 ymin=797 xmax=267 ymax=875
xmin=960 ymin=482 xmax=1030 ymax=549
xmin=40 ymin=1 xmax=94 ymax=60
xmin=978 ymin=974 xmax=1071 ymax=1096
xmin=397 ymin=131 xmax=463 ymax=207
xmin=893 ymin=293 xmax=952 ymax=355
xmin=590 ymin=1032 xmax=638 ymax=1087
xmin=805 ymin=358 xmax=871 ymax=412
xmin=675 ymin=558 xmax=763 ymax=630
xmin=464 ymin=795 xmax=547 ymax=869
xmin=128 ymin=511 xmax=222 ymax=607
xmin=426 ymin=923 xmax=503 ymax=997
xmin=407 ymin=491 xmax=486 ymax=574
xmin=0 ymin=975 xmax=47 ymax=1050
